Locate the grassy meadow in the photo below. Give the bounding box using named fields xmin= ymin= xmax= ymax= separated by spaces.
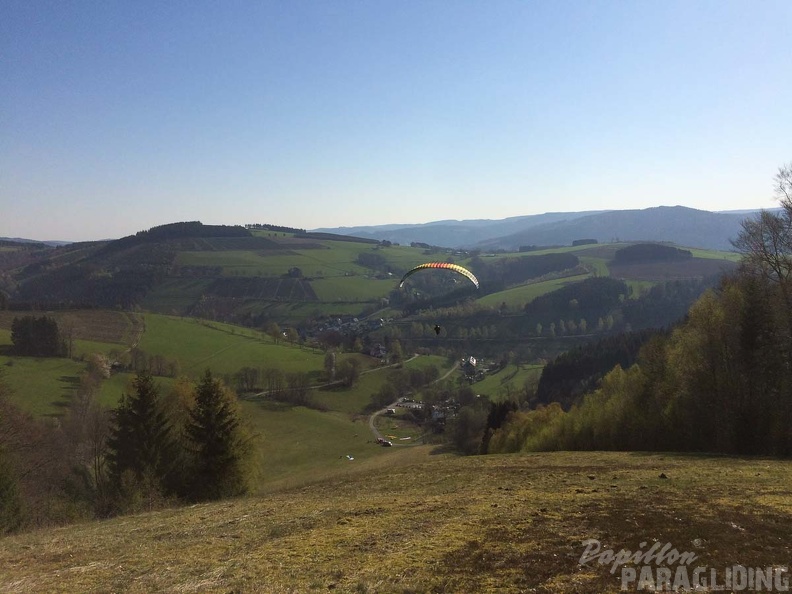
xmin=2 ymin=450 xmax=790 ymax=593
xmin=476 ymin=273 xmax=591 ymax=309
xmin=0 ymin=309 xmax=421 ymax=492
xmin=137 ymin=314 xmax=325 ymax=377
xmin=472 ymin=363 xmax=544 ymax=400
xmin=0 ymin=356 xmax=86 ymax=416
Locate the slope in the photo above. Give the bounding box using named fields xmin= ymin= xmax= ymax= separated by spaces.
xmin=476 ymin=206 xmax=747 ymax=251
xmin=1 ymin=451 xmax=790 ymax=593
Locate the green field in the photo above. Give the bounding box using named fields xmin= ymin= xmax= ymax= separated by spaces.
xmin=625 ymin=279 xmax=658 ymax=298
xmin=0 ymin=356 xmax=85 ymax=416
xmin=242 ymin=402 xmax=383 ymax=488
xmin=137 ymin=314 xmax=325 ymax=377
xmin=578 ymin=254 xmax=610 ymax=275
xmin=686 ymin=246 xmax=742 ymax=261
xmin=312 ymin=368 xmax=385 ymax=415
xmin=311 ymin=276 xmax=394 ymax=301
xmin=374 ymin=408 xmax=425 ymax=442
xmin=476 ymin=273 xmax=590 ymax=308
xmin=140 ymin=278 xmax=215 ymax=314
xmin=473 ymin=363 xmax=544 ymax=399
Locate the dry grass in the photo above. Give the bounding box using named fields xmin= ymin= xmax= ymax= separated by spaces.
xmin=1 ymin=450 xmax=791 ymax=593
xmin=0 ymin=310 xmax=141 ymax=346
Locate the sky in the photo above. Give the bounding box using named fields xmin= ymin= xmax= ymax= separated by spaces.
xmin=2 ymin=1 xmax=791 ymax=241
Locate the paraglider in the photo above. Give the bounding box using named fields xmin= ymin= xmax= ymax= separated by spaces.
xmin=398 ymin=262 xmax=479 ymax=289
xmin=433 ymin=324 xmax=441 ymax=335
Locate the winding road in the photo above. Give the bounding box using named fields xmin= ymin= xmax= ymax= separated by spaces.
xmin=367 ymin=360 xmax=460 ymax=444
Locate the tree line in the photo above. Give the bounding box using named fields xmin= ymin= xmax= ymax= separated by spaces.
xmin=10 ymin=315 xmax=67 ymax=357
xmin=486 ymin=163 xmax=792 ymax=457
xmin=0 ymin=368 xmax=252 ymax=535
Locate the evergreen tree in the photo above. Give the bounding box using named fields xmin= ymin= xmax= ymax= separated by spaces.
xmin=106 ymin=372 xmax=177 ymax=510
xmin=10 ymin=315 xmax=66 ymax=357
xmin=185 ymin=370 xmax=248 ymax=501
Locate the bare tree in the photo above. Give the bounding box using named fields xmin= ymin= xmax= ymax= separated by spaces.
xmin=774 ymin=162 xmax=792 ymax=206
xmin=734 ymin=163 xmax=792 ymax=278
xmin=732 ymin=161 xmax=792 ymax=343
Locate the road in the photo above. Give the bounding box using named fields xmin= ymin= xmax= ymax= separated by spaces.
xmin=367 ymin=360 xmax=460 ymax=444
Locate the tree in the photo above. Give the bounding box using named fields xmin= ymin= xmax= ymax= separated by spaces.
xmin=732 ymin=162 xmax=792 ymax=359
xmin=285 ymin=372 xmax=311 ymax=406
xmin=337 ymin=358 xmax=361 ymax=387
xmin=106 ymin=372 xmax=177 ymax=511
xmin=285 ymin=327 xmax=299 ymax=344
xmin=184 ymin=370 xmax=249 ymax=501
xmin=234 ymin=366 xmax=260 ymax=393
xmin=733 ymin=162 xmax=792 ymax=297
xmin=324 ymin=351 xmax=336 ymax=380
xmin=264 ymin=368 xmax=285 ymax=397
xmin=10 ymin=315 xmax=66 ymax=357
xmin=390 ymin=339 xmax=403 ymax=363
xmin=733 ymin=210 xmax=792 ymax=305
xmin=63 ymin=372 xmax=112 ymax=514
xmin=449 ymin=404 xmax=488 ymax=455
xmin=266 ymin=322 xmax=282 ymax=344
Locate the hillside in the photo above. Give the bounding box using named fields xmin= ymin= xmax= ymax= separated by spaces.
xmin=0 ymin=227 xmax=739 ymax=368
xmin=1 ymin=218 xmax=741 ymax=325
xmin=1 ymin=450 xmax=790 ymax=593
xmin=314 ymin=206 xmax=755 ymax=251
xmin=0 ymin=223 xmax=431 ymax=324
xmin=313 ymin=211 xmax=607 ymax=248
xmin=476 ymin=206 xmax=748 ymax=251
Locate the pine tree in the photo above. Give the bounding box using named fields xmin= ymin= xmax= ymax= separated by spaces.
xmin=106 ymin=372 xmax=177 ymax=510
xmin=185 ymin=370 xmax=248 ymax=501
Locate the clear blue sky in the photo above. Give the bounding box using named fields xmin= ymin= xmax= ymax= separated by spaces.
xmin=2 ymin=1 xmax=790 ymax=241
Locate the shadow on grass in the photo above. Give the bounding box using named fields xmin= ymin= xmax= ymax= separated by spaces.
xmin=627 ymin=450 xmax=746 ymax=460
xmin=246 ymin=398 xmax=294 ymax=413
xmin=40 ymin=374 xmax=81 ymax=417
xmin=59 ymin=374 xmax=80 ymax=392
xmin=430 ymin=443 xmax=457 ymax=455
xmin=316 ymin=381 xmax=348 ymax=393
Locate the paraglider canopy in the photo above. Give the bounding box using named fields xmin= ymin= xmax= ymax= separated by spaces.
xmin=398 ymin=262 xmax=480 ymax=289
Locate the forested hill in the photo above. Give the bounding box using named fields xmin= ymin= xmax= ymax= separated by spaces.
xmin=315 ymin=206 xmax=756 ymax=251
xmin=4 ymin=222 xmax=283 ymax=310
xmin=476 ymin=206 xmax=746 ymax=251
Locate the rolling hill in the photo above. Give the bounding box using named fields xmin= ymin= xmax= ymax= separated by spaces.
xmin=476 ymin=206 xmax=749 ymax=251
xmin=315 ymin=206 xmax=756 ymax=251
xmin=0 ymin=221 xmax=739 ymax=359
xmin=312 ymin=211 xmax=608 ymax=248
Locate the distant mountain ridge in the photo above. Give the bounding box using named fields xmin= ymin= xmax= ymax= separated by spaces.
xmin=0 ymin=237 xmax=71 ymax=247
xmin=312 ymin=211 xmax=608 ymax=248
xmin=313 ymin=206 xmax=759 ymax=251
xmin=3 ymin=206 xmax=766 ymax=251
